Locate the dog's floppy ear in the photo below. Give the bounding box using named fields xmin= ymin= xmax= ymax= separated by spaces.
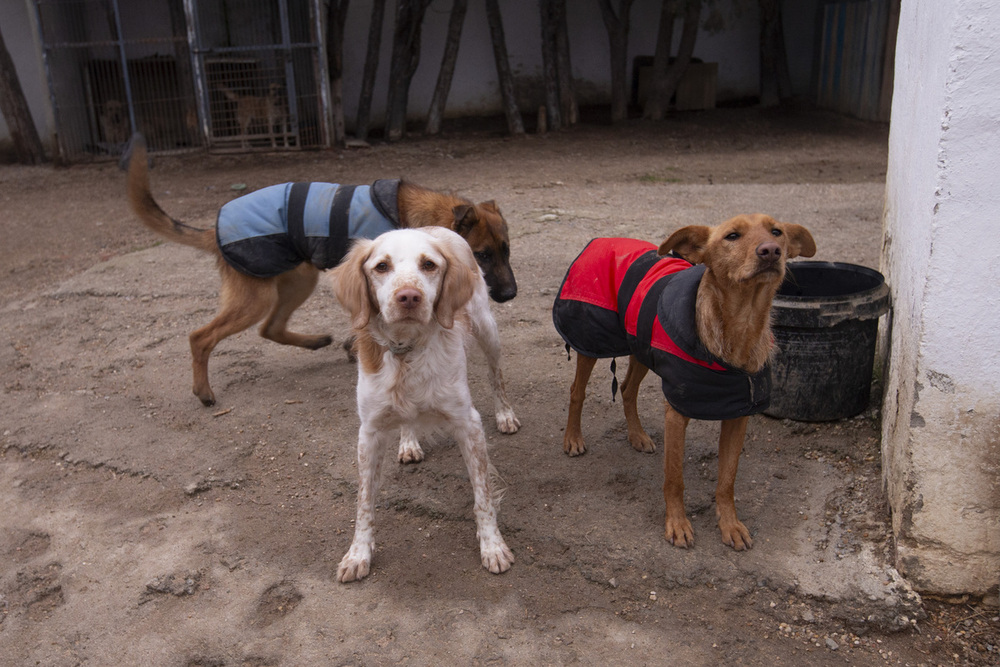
xmin=452 ymin=204 xmax=478 ymax=237
xmin=434 ymin=242 xmax=477 ymax=329
xmin=331 ymin=239 xmax=377 ymax=329
xmin=782 ymin=223 xmax=817 ymax=259
xmin=658 ymin=225 xmax=711 ymax=264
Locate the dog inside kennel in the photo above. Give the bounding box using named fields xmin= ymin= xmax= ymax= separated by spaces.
xmin=32 ymin=0 xmax=328 ymax=161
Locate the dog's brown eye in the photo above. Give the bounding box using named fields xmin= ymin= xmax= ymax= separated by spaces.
xmin=421 ymin=259 xmax=437 ymax=271
xmin=374 ymin=261 xmax=389 ymax=273
xmin=771 ymin=228 xmax=783 ymax=237
xmin=725 ymin=232 xmax=740 ymax=241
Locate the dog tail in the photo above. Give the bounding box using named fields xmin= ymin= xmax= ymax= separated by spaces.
xmin=124 ymin=133 xmax=217 ymax=254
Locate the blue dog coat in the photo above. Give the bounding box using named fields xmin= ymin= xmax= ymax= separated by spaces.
xmin=552 ymin=238 xmax=771 ymax=421
xmin=216 ymin=179 xmax=401 ymax=278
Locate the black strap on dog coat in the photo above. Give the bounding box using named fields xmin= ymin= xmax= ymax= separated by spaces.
xmin=216 ymin=179 xmax=401 ymax=278
xmin=552 ymin=238 xmax=771 ymax=421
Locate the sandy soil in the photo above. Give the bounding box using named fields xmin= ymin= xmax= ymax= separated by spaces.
xmin=2 ymin=106 xmax=998 ymax=666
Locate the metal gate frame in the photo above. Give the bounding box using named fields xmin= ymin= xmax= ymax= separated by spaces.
xmin=32 ymin=0 xmax=204 ymax=160
xmin=31 ymin=0 xmax=330 ymax=161
xmin=183 ymin=0 xmax=331 ymax=151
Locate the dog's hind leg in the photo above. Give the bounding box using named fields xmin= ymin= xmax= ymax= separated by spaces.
xmin=563 ymin=353 xmax=597 ymax=456
xmin=716 ymin=416 xmax=752 ymax=550
xmin=622 ymin=355 xmax=655 ymax=453
xmin=397 ymin=428 xmax=424 ymax=463
xmin=189 ymin=273 xmax=274 ymax=406
xmin=259 ymin=264 xmax=333 ymax=350
xmin=662 ymin=404 xmax=694 ymax=547
xmin=468 ymin=292 xmax=519 ymax=434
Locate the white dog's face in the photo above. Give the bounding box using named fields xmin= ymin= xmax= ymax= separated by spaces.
xmin=332 ymin=228 xmax=478 ymax=334
xmin=363 ymin=230 xmax=445 ymax=326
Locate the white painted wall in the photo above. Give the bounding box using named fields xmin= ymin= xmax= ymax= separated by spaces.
xmin=880 ymin=0 xmax=1000 ymax=595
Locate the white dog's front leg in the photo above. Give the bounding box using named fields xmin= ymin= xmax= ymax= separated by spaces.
xmin=454 ymin=411 xmax=514 ymax=574
xmin=397 ymin=426 xmax=424 ymax=463
xmin=338 ymin=426 xmax=389 ymax=583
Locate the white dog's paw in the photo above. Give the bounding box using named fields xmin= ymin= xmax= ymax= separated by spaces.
xmin=397 ymin=434 xmax=424 ymax=464
xmin=495 ymin=408 xmax=520 ymax=435
xmin=480 ymin=534 xmax=514 ymax=574
xmin=336 ymin=544 xmax=372 ymax=583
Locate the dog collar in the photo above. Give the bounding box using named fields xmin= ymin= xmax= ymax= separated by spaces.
xmin=387 ymin=340 xmax=414 ymax=356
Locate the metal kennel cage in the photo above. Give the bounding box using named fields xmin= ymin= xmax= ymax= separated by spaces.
xmin=31 ymin=0 xmax=329 ymax=161
xmin=188 ymin=0 xmax=329 ymax=151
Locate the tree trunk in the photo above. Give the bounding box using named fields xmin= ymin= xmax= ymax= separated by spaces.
xmin=643 ymin=1 xmax=676 ymax=121
xmin=483 ymin=0 xmax=525 ymax=136
xmin=597 ymin=0 xmax=634 ymax=124
xmin=645 ymin=0 xmax=700 ymax=120
xmin=0 ymin=25 xmax=44 ymax=164
xmin=326 ymin=0 xmax=350 ymax=145
xmin=385 ymin=0 xmax=431 ymax=142
xmin=553 ymin=0 xmax=577 ymax=125
xmin=425 ymin=0 xmax=467 ymax=136
xmin=355 ymin=0 xmax=386 ymax=141
xmin=758 ymin=0 xmax=792 ymax=107
xmin=167 ymin=0 xmax=199 ymax=145
xmin=539 ymin=0 xmax=561 ymax=131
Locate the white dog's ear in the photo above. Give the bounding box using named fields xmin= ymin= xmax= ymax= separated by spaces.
xmin=331 ymin=239 xmax=377 ymax=329
xmin=434 ymin=242 xmax=476 ymax=329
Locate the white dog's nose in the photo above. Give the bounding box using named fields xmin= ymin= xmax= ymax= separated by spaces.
xmin=396 ymin=288 xmax=422 ymax=309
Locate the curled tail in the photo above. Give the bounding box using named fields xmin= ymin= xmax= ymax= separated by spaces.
xmin=125 ymin=133 xmax=217 ymax=254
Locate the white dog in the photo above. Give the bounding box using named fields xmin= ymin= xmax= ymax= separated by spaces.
xmin=331 ymin=227 xmax=516 ymax=582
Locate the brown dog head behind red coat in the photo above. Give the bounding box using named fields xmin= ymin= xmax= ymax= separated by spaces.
xmin=659 ymin=213 xmax=816 ymax=373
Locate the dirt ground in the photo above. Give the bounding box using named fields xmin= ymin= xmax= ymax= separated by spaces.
xmin=2 ymin=106 xmax=998 ymax=666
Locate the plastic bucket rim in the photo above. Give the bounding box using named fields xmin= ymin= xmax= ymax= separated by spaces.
xmin=777 ymin=260 xmax=886 ymax=304
xmin=772 ymin=261 xmax=890 ymax=328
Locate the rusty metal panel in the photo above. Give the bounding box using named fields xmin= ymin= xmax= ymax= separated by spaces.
xmin=816 ymin=0 xmax=895 ymax=122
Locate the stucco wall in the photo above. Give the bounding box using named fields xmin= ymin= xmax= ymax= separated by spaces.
xmin=880 ymin=0 xmax=1000 ymax=595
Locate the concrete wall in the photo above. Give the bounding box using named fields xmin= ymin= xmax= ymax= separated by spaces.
xmin=336 ymin=0 xmax=768 ymax=123
xmin=880 ymin=0 xmax=1000 ymax=595
xmin=0 ymin=0 xmax=52 ymax=147
xmin=3 ymin=0 xmax=826 ymax=145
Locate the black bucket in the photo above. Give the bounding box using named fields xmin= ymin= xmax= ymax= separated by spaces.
xmin=766 ymin=262 xmax=890 ymax=422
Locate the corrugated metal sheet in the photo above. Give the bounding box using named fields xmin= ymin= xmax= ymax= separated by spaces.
xmin=816 ymin=0 xmax=898 ymax=122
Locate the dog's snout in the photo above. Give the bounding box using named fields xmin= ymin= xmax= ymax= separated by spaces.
xmin=491 ymin=283 xmax=517 ymax=303
xmin=756 ymin=242 xmax=782 ymax=262
xmin=396 ymin=288 xmax=423 ymax=309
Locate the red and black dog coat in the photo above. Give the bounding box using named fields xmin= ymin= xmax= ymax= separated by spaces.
xmin=552 ymin=238 xmax=771 ymax=421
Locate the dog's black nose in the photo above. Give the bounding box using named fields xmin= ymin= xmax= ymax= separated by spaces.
xmin=490 ymin=284 xmax=517 ymax=303
xmin=756 ymin=242 xmax=781 ymax=261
